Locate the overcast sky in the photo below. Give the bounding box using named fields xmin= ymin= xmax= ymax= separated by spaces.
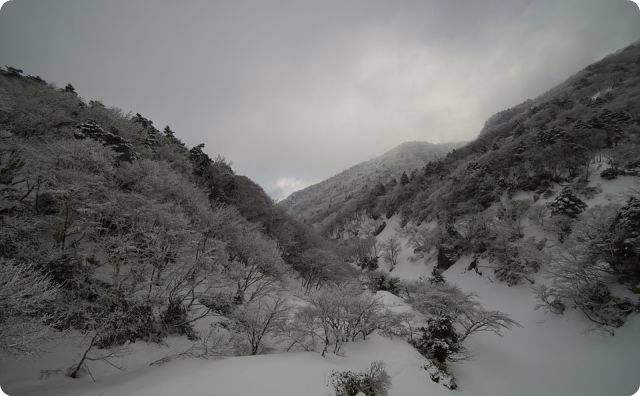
xmin=1 ymin=0 xmax=639 ymax=200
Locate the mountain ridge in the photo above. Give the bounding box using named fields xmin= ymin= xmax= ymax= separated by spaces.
xmin=279 ymin=140 xmax=461 ymax=229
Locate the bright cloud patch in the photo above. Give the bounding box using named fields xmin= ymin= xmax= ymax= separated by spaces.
xmin=268 ymin=177 xmax=316 ymax=202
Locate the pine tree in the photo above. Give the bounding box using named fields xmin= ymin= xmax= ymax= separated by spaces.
xmin=163 ymin=125 xmax=175 ymax=138
xmin=63 ymin=84 xmax=76 ymax=94
xmin=400 ymin=172 xmax=410 ymax=186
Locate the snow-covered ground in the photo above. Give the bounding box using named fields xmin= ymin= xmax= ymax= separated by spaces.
xmin=2 ymin=175 xmax=639 ymax=396
xmin=4 ymin=242 xmax=639 ymax=396
xmin=4 ymin=252 xmax=638 ymax=396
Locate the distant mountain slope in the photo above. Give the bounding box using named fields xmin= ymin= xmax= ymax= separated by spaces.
xmin=289 ymin=40 xmax=640 ymax=238
xmin=386 ymin=40 xmax=640 ymax=225
xmin=279 ymin=141 xmax=459 ymax=228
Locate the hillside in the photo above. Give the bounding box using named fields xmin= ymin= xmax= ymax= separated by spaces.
xmin=1 ymin=41 xmax=640 ymax=396
xmin=309 ymin=40 xmax=640 ymax=233
xmin=393 ymin=41 xmax=640 ymax=225
xmin=280 ymin=141 xmax=459 ymax=233
xmin=0 ymin=68 xmax=355 ymax=379
xmin=284 ymin=39 xmax=640 ymax=338
xmin=281 ymin=38 xmax=640 ymax=355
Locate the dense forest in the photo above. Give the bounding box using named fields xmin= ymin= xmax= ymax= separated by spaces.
xmin=0 ymin=67 xmax=360 ymax=361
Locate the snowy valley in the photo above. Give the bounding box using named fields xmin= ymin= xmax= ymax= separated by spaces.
xmin=2 ymin=7 xmax=640 ymax=396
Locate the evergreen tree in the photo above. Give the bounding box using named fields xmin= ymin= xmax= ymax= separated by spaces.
xmin=63 ymin=83 xmax=76 ymax=94
xmin=411 ymin=316 xmax=460 ymax=363
xmin=400 ymin=172 xmax=410 ymax=186
xmin=163 ymin=125 xmax=175 ymax=138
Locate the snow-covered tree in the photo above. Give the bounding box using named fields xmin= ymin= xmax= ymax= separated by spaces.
xmin=0 ymin=260 xmax=59 ymax=355
xmin=406 ymin=280 xmax=519 ymax=345
xmin=295 ymin=286 xmax=393 ymax=356
xmin=379 ymin=236 xmax=401 ymax=271
xmin=226 ymin=229 xmax=287 ymax=304
xmin=232 ymin=294 xmax=288 ymax=355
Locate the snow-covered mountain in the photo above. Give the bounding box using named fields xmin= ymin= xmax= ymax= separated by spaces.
xmin=2 ymin=34 xmax=640 ymax=396
xmin=280 ymin=141 xmax=460 ymax=227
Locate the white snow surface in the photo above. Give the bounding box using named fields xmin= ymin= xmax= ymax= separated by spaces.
xmin=2 ymin=177 xmax=640 ymax=396
xmin=4 ymin=249 xmax=638 ymax=396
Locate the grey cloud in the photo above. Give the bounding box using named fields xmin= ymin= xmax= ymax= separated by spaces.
xmin=0 ymin=0 xmax=638 ymax=198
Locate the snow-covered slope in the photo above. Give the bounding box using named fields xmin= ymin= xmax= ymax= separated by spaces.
xmin=279 ymin=141 xmax=460 ymax=226
xmin=367 ymin=173 xmax=640 ymax=396
xmin=4 ymin=211 xmax=639 ymax=396
xmin=4 ymin=254 xmax=638 ymax=396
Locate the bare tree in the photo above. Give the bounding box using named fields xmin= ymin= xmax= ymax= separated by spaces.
xmin=380 ymin=236 xmax=401 ymax=271
xmin=296 ymin=286 xmax=392 ymax=357
xmin=406 ymin=280 xmax=519 ymax=344
xmin=0 ymin=260 xmax=59 ymax=355
xmin=298 ymin=247 xmax=341 ymax=294
xmin=226 ymin=230 xmax=287 ymax=304
xmin=232 ymin=294 xmax=288 ymax=355
xmin=458 ymin=309 xmax=520 ymax=342
xmin=67 ymin=327 xmax=128 ymax=380
xmin=495 ymin=198 xmax=531 ymax=239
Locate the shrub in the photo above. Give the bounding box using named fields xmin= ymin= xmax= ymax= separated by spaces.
xmin=199 ymin=291 xmax=236 ymax=315
xmin=428 ymin=267 xmax=445 ymax=285
xmin=359 ymin=255 xmax=380 ymax=271
xmin=410 ymin=316 xmax=460 ymax=364
xmin=424 ymin=361 xmax=458 ymax=390
xmin=536 ymin=282 xmax=635 ymax=333
xmin=94 ymin=301 xmax=161 ymax=348
xmin=548 ymin=188 xmax=587 ymax=218
xmin=365 ymin=271 xmax=401 ymax=295
xmin=537 ymin=234 xmax=637 ymax=333
xmin=293 ymin=287 xmax=389 ymax=356
xmin=494 ymin=259 xmax=531 ymax=286
xmin=608 ymin=197 xmax=640 ymax=284
xmin=161 ymin=299 xmax=195 ymax=339
xmin=406 ymin=280 xmax=518 ymax=343
xmin=329 ymin=361 xmax=391 ymax=396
